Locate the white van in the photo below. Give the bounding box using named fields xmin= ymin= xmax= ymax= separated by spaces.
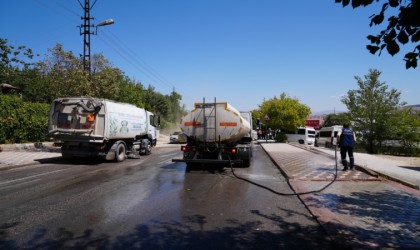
xmin=315 ymin=125 xmax=343 ymax=148
xmin=286 ymin=127 xmax=316 ymax=145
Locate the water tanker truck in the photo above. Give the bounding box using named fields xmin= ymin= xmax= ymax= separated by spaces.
xmin=48 ymin=97 xmax=159 ymax=162
xmin=172 ymin=100 xmax=254 ymax=167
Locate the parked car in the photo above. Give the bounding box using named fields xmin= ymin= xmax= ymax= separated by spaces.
xmin=170 ymin=131 xmax=181 ymax=143
xmin=170 ymin=131 xmax=187 ymax=144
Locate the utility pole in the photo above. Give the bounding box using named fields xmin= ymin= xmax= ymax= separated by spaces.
xmin=78 ymin=0 xmax=113 ymax=75
xmin=79 ymin=0 xmax=95 ymax=74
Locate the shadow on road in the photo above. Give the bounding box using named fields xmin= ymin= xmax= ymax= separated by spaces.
xmin=1 ymin=211 xmax=339 ymax=250
xmin=303 ymin=189 xmax=420 ymax=249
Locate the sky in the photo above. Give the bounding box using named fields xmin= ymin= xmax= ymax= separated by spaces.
xmin=1 ymin=0 xmax=419 ymax=114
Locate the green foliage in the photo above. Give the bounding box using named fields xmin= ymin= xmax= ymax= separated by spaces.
xmin=341 ymin=69 xmax=406 ymax=153
xmin=323 ymin=112 xmax=351 ymax=127
xmin=0 ymin=38 xmax=186 ymax=142
xmin=0 ymin=95 xmax=49 ymax=143
xmin=274 ymin=133 xmax=288 ymax=143
xmin=37 ymin=44 xmax=90 ymax=101
xmin=386 ymin=108 xmax=420 ymax=155
xmin=144 ymin=85 xmax=170 ymax=117
xmin=115 ymin=78 xmax=145 ymax=107
xmin=0 ymin=38 xmax=36 ymax=73
xmin=250 ymin=109 xmax=263 ymax=130
xmin=166 ymin=89 xmax=184 ymax=123
xmin=336 ymin=0 xmax=420 ymax=69
xmin=259 ymin=93 xmax=311 ymax=133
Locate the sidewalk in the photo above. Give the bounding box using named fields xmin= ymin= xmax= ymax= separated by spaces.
xmin=0 ymin=142 xmax=62 ymax=170
xmin=314 ymin=146 xmax=420 ymax=189
xmin=260 ymin=142 xmax=420 ymax=249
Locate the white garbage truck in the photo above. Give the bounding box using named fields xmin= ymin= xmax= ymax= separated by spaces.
xmin=172 ymin=100 xmax=254 ymax=167
xmin=48 ymin=97 xmax=159 ymax=162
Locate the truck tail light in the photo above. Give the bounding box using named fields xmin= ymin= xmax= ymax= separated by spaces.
xmin=224 ymin=148 xmax=237 ymax=154
xmin=181 ymin=146 xmax=195 ymax=152
xmin=87 ymin=113 xmax=95 ymax=122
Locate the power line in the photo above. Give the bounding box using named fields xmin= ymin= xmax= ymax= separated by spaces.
xmin=52 ymin=0 xmax=81 ymax=17
xmin=98 ymin=31 xmax=173 ymax=90
xmin=34 ymin=0 xmax=79 ymax=23
xmin=35 ymin=0 xmax=181 ymax=95
xmin=106 ymin=29 xmax=173 ymax=87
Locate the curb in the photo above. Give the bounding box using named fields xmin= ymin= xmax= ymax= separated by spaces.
xmin=367 ymin=169 xmax=420 ymax=190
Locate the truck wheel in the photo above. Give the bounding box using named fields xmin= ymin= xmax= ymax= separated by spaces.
xmin=298 ymin=139 xmax=304 ymax=144
xmin=242 ymin=159 xmax=250 ymax=168
xmin=116 ymin=143 xmax=126 ymax=162
xmin=145 ymin=140 xmax=152 ymax=155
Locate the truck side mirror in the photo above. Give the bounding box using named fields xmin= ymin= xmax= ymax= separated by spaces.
xmin=157 ymin=116 xmax=161 ymax=127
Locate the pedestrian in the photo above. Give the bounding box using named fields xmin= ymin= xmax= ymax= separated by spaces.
xmin=337 ymin=124 xmax=356 ymax=171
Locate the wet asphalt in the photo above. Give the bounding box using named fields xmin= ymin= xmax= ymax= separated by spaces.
xmin=0 ymin=144 xmax=336 ymax=249
xmin=1 ymin=140 xmax=419 ymax=249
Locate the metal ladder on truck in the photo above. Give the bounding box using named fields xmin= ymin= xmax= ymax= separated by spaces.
xmin=200 ymin=98 xmax=223 ymax=159
xmin=201 ymin=97 xmax=217 ymax=143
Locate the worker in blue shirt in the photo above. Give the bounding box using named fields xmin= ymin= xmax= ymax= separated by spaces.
xmin=337 ymin=124 xmax=356 ymax=171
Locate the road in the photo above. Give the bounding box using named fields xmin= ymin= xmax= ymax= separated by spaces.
xmin=0 ymin=143 xmax=335 ymax=249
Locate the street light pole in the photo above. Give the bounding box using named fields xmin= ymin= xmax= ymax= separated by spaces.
xmin=96 ymin=19 xmax=114 ymax=31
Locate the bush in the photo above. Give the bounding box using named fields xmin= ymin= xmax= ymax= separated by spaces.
xmin=0 ymin=94 xmax=50 ymax=143
xmin=274 ymin=133 xmax=288 ymax=143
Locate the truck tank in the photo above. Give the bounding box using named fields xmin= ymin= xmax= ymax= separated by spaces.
xmin=48 ymin=97 xmax=158 ymax=161
xmin=180 ymin=102 xmax=251 ymax=143
xmin=48 ymin=97 xmax=149 ymax=142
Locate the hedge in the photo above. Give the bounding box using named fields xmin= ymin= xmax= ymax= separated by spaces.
xmin=0 ymin=95 xmax=50 ymax=143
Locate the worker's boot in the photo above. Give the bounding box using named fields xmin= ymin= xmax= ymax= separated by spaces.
xmin=341 ymin=159 xmax=348 ymax=171
xmin=350 ymin=157 xmax=355 ymax=170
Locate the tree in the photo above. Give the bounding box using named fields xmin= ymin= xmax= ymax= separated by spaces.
xmin=0 ymin=38 xmax=37 ymax=76
xmin=90 ymin=54 xmax=124 ymax=99
xmin=259 ymin=93 xmax=311 ymax=133
xmin=389 ymin=107 xmax=420 ymax=155
xmin=166 ymin=88 xmax=184 ymax=123
xmin=0 ymin=38 xmax=39 ymax=99
xmin=323 ymin=112 xmax=352 ymax=127
xmin=341 ymin=69 xmax=406 ymax=153
xmin=116 ymin=78 xmax=145 ymax=108
xmin=37 ymin=44 xmax=89 ymax=101
xmin=336 ymin=0 xmax=420 ymax=69
xmin=144 ymin=85 xmax=169 ymax=117
xmin=37 ymin=44 xmax=126 ymax=102
xmin=251 ymin=109 xmax=263 ymax=130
